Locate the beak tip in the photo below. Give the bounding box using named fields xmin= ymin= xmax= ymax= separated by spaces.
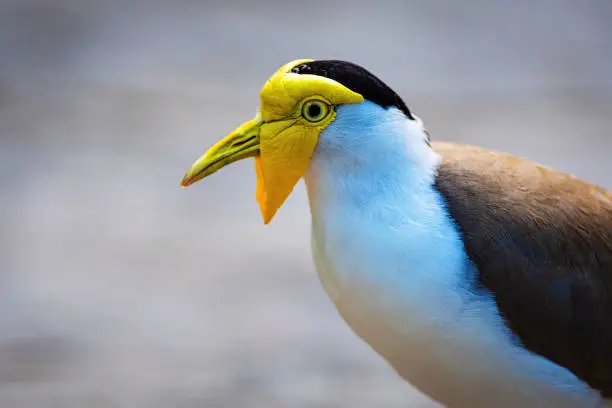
xmin=180 ymin=173 xmax=194 ymax=188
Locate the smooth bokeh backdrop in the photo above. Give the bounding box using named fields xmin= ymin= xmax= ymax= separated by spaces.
xmin=1 ymin=1 xmax=611 ymax=407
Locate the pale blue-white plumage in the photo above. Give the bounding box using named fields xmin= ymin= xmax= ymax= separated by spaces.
xmin=304 ymin=101 xmax=603 ymax=407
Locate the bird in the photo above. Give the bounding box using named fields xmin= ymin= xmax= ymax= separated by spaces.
xmin=180 ymin=59 xmax=612 ymax=408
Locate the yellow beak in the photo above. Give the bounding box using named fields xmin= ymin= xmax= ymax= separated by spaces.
xmin=180 ymin=116 xmax=262 ymax=188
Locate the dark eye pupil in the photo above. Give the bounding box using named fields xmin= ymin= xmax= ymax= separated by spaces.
xmin=307 ymin=103 xmax=322 ymax=118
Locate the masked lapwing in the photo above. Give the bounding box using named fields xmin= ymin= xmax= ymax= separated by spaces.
xmin=180 ymin=59 xmax=612 ymax=408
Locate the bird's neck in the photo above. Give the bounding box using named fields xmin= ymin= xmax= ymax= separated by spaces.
xmin=302 ymin=102 xmax=471 ymax=319
xmin=304 ymin=103 xmax=440 ymax=216
xmin=301 ymin=103 xmax=468 ymax=297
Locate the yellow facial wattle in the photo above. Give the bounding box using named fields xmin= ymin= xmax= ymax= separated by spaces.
xmin=180 ymin=59 xmax=364 ymax=223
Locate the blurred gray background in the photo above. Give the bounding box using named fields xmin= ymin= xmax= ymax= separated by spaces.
xmin=1 ymin=1 xmax=611 ymax=407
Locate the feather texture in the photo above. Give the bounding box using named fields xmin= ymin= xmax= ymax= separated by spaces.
xmin=305 ymin=102 xmax=606 ymax=407
xmin=433 ymin=142 xmax=612 ymax=397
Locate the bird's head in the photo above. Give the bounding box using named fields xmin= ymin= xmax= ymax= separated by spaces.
xmin=181 ymin=59 xmax=417 ymax=224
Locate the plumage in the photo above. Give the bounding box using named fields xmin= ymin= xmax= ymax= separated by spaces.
xmin=181 ymin=59 xmax=612 ymax=407
xmin=305 ymin=101 xmax=608 ymax=407
xmin=433 ymin=142 xmax=612 ymax=396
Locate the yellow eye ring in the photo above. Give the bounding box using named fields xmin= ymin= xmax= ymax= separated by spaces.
xmin=302 ymin=100 xmax=330 ymax=122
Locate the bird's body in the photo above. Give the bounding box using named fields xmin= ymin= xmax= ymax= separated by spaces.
xmin=305 ymin=101 xmax=610 ymax=407
xmin=181 ymin=59 xmax=612 ymax=407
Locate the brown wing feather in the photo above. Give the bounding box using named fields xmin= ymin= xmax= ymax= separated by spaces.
xmin=432 ymin=141 xmax=612 ymax=396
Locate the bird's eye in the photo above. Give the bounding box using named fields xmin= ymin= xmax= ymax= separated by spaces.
xmin=302 ymin=100 xmax=329 ymax=123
